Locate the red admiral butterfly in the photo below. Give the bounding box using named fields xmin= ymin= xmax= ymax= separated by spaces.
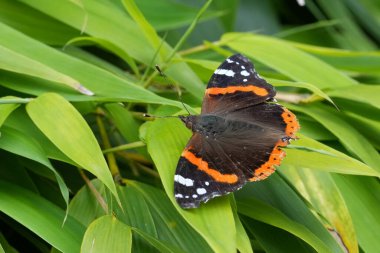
xmin=174 ymin=54 xmax=299 ymax=209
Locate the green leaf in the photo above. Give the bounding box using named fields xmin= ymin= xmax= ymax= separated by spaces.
xmin=17 ymin=0 xmax=205 ymax=100
xmin=137 ymin=0 xmax=224 ymax=31
xmin=327 ymin=84 xmax=380 ymax=110
xmin=285 ymin=168 xmax=358 ymax=253
xmin=0 ymin=126 xmax=69 ymax=207
xmin=0 ymin=180 xmax=85 ymax=253
xmin=222 ymin=33 xmax=357 ymax=89
xmin=145 ymin=118 xmax=237 ymax=253
xmin=26 ymin=93 xmax=120 ymax=203
xmin=0 ymin=44 xmax=93 ymax=95
xmin=121 ymin=0 xmax=164 ymax=59
xmin=237 ymin=199 xmax=332 ymax=253
xmin=268 ymin=78 xmax=336 ymax=107
xmin=69 ymin=179 xmax=212 ymax=252
xmin=293 ymin=43 xmax=380 ymax=74
xmin=81 ymin=215 xmax=132 ymax=253
xmin=0 ymin=96 xmax=20 ymax=127
xmin=230 ymin=197 xmax=253 ymax=253
xmin=236 ymin=174 xmax=344 ymax=253
xmin=286 ymin=103 xmax=380 ymax=172
xmin=131 ymin=228 xmax=185 ymax=253
xmin=65 ymin=36 xmax=140 ymax=77
xmin=333 ymin=175 xmax=380 ymax=253
xmin=127 ymin=181 xmax=214 ymax=253
xmin=241 ymin=217 xmax=315 ymax=252
xmin=0 ymin=21 xmax=182 ymax=106
xmin=283 ymin=134 xmax=380 ymax=177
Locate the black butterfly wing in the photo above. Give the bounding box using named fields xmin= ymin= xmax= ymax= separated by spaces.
xmin=202 ymin=54 xmax=276 ymax=114
xmin=174 ymin=54 xmax=299 ymax=208
xmin=174 ymin=133 xmax=246 ymax=209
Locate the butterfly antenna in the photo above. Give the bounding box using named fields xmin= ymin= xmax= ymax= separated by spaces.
xmin=155 ymin=65 xmax=191 ymax=116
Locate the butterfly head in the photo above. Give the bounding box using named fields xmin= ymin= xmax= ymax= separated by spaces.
xmin=179 ymin=115 xmax=199 ymax=131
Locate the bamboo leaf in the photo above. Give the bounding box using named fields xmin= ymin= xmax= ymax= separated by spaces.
xmin=26 ymin=93 xmax=120 ymax=203
xmin=0 ymin=96 xmax=20 ymax=127
xmin=81 ymin=215 xmax=132 ymax=253
xmin=222 ymin=33 xmax=357 ymax=89
xmin=0 ymin=44 xmax=93 ymax=95
xmin=0 ymin=180 xmax=85 ymax=253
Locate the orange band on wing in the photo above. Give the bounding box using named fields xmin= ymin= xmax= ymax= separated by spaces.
xmin=281 ymin=108 xmax=300 ymax=138
xmin=250 ymin=108 xmax=300 ymax=182
xmin=182 ymin=149 xmax=239 ymax=184
xmin=249 ymin=140 xmax=286 ymax=182
xmin=206 ymin=85 xmax=268 ymax=96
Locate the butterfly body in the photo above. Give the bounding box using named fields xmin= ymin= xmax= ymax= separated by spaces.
xmin=174 ymin=54 xmax=300 ymax=209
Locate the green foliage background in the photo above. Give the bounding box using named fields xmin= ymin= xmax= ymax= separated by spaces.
xmin=0 ymin=0 xmax=380 ymax=252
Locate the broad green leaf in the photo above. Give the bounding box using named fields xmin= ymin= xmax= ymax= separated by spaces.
xmin=293 ymin=43 xmax=380 ymax=74
xmin=236 ymin=174 xmax=344 ymax=253
xmin=69 ymin=179 xmax=213 ymax=253
xmin=310 ymin=0 xmax=375 ymax=50
xmin=283 ymin=134 xmax=379 ymax=177
xmin=0 ymin=96 xmax=20 ymax=127
xmin=237 ymin=199 xmax=332 ymax=253
xmin=0 ymin=232 xmax=16 ymax=253
xmin=121 ymin=0 xmax=165 ymax=59
xmin=268 ymin=78 xmax=336 ymax=107
xmin=127 ymin=181 xmax=214 ymax=253
xmin=333 ymin=175 xmax=380 ymax=253
xmin=137 ymin=0 xmax=224 ymax=31
xmin=0 ymin=44 xmax=93 ymax=95
xmin=285 ymin=168 xmax=358 ymax=253
xmin=145 ymin=118 xmax=236 ymax=253
xmin=343 ymin=111 xmax=380 ymax=150
xmin=327 ymin=84 xmax=380 ymax=110
xmin=65 ymin=36 xmax=140 ymax=77
xmin=0 ymin=126 xmax=69 ymax=207
xmin=0 ymin=21 xmax=182 ymax=106
xmin=222 ymin=33 xmax=357 ymax=89
xmin=0 ymin=180 xmax=85 ymax=253
xmin=4 ymin=107 xmax=72 ymax=164
xmin=0 ymin=152 xmax=38 ymax=193
xmin=18 ymin=0 xmax=205 ymax=100
xmin=26 ymin=93 xmax=120 ymax=203
xmin=230 ymin=197 xmax=253 ymax=253
xmin=0 ymin=0 xmax=79 ymax=45
xmin=68 ymin=180 xmax=108 ymax=227
xmin=81 ymin=215 xmax=132 ymax=253
xmin=132 ymin=228 xmax=184 ymax=253
xmin=241 ymin=217 xmax=315 ymax=253
xmin=286 ymin=103 xmax=380 ymax=172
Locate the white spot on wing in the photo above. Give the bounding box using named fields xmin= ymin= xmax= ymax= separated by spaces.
xmin=296 ymin=0 xmax=305 ymax=6
xmin=243 ymin=79 xmax=247 ymax=82
xmin=197 ymin=188 xmax=207 ymax=195
xmin=205 ymin=181 xmax=210 ymax=186
xmin=214 ymin=69 xmax=235 ymax=77
xmin=175 ymin=194 xmax=183 ymax=198
xmin=241 ymin=70 xmax=250 ymax=76
xmin=174 ymin=174 xmax=194 ymax=186
xmin=241 ymin=66 xmax=245 ymax=69
xmin=192 ymin=194 xmax=198 ymax=198
xmin=226 ymin=58 xmax=234 ymax=63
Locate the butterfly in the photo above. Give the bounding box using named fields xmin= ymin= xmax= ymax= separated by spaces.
xmin=174 ymin=54 xmax=299 ymax=208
